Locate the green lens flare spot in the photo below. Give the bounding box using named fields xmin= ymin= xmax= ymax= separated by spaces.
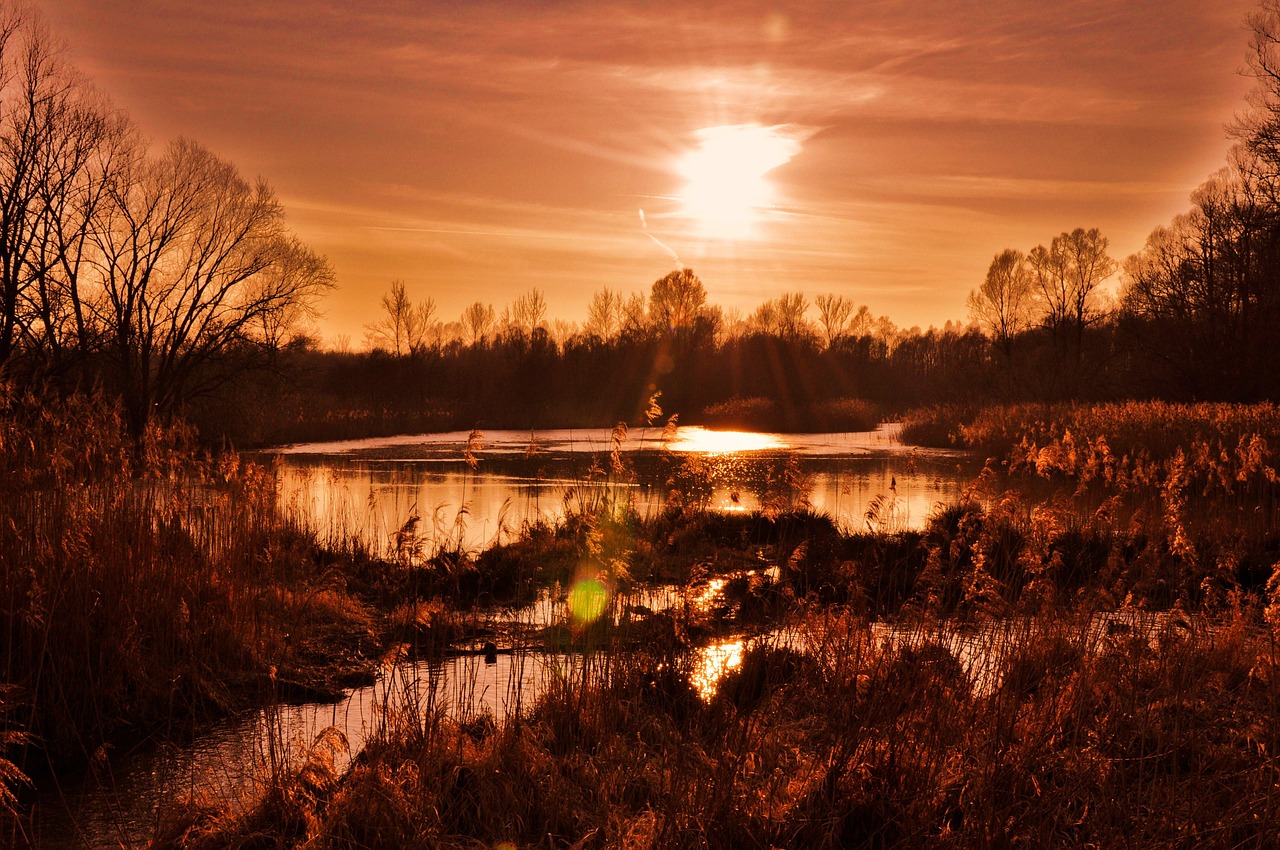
xmin=569 ymin=578 xmax=608 ymax=626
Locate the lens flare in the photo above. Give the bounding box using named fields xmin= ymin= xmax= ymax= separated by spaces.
xmin=569 ymin=577 xmax=608 ymax=627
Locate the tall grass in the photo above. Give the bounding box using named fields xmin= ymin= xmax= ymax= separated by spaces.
xmin=902 ymin=400 xmax=1280 ymax=461
xmin=157 ymin=599 xmax=1280 ymax=849
xmin=0 ymin=387 xmax=377 ymax=830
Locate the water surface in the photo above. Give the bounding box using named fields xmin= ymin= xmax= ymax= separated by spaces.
xmin=271 ymin=424 xmax=974 ymax=552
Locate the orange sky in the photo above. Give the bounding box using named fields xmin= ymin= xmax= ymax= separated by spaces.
xmin=42 ymin=0 xmax=1258 ymax=343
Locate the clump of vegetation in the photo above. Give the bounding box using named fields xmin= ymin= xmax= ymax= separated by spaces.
xmin=813 ymin=397 xmax=881 ymax=432
xmin=898 ymin=403 xmax=979 ymax=448
xmin=699 ymin=396 xmax=782 ymax=430
xmin=697 ymin=396 xmax=880 ymax=433
xmin=905 ymin=400 xmax=1280 ymax=461
xmin=3 ymin=393 xmax=1280 ymax=850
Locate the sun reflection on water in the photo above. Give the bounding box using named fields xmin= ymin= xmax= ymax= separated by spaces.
xmin=691 ymin=640 xmax=744 ymax=700
xmin=692 ymin=577 xmax=727 ymax=613
xmin=667 ymin=427 xmax=786 ymax=455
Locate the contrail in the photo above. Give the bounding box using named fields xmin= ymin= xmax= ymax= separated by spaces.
xmin=639 ymin=209 xmax=681 ymax=267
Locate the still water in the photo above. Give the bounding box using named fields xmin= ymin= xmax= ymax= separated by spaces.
xmin=35 ymin=425 xmax=976 ymax=848
xmin=271 ymin=424 xmax=974 ymax=552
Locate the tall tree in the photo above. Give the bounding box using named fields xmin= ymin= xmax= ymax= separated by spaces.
xmin=365 ymin=279 xmax=435 ymax=356
xmin=584 ymin=287 xmax=621 ymax=341
xmin=1235 ymin=0 xmax=1280 ymax=196
xmin=814 ymin=293 xmax=854 ymax=348
xmin=505 ymin=287 xmax=548 ymax=336
xmin=619 ymin=291 xmax=647 ymax=337
xmin=648 ymin=268 xmax=706 ymax=334
xmin=968 ymin=249 xmax=1037 ymax=355
xmin=0 ymin=6 xmax=123 ymax=372
xmin=248 ymin=235 xmax=332 ymax=350
xmin=93 ymin=137 xmax=332 ymax=437
xmin=1123 ymin=156 xmax=1280 ymax=398
xmin=460 ymin=300 xmax=494 ymax=347
xmin=750 ymin=292 xmax=813 ymax=342
xmin=1029 ymin=227 xmax=1116 ymax=350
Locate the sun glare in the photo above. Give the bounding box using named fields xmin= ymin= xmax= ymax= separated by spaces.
xmin=677 ymin=124 xmax=803 ymax=239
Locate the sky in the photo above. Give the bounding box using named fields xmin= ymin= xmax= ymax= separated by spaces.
xmin=41 ymin=0 xmax=1260 ymax=344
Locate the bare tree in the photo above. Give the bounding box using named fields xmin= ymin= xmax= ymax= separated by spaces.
xmin=749 ymin=299 xmax=779 ymax=335
xmin=968 ymin=249 xmax=1037 ymax=355
xmin=775 ymin=292 xmax=811 ymax=341
xmin=460 ymin=300 xmax=494 ymax=346
xmin=0 ymin=6 xmax=125 ymax=371
xmin=584 ymin=287 xmax=621 ymax=340
xmin=0 ymin=5 xmax=42 ymax=367
xmin=814 ymin=293 xmax=854 ymax=347
xmin=508 ymin=287 xmax=548 ymax=335
xmin=1029 ymin=228 xmax=1115 ymax=348
xmin=749 ymin=292 xmax=813 ymax=342
xmin=249 ymin=235 xmax=334 ymax=350
xmin=619 ymin=291 xmax=647 ymax=336
xmin=872 ymin=314 xmax=901 ymax=352
xmin=1234 ymin=0 xmax=1280 ymax=195
xmin=26 ymin=96 xmax=132 ymax=367
xmin=92 ymin=137 xmax=332 ymax=436
xmin=551 ymin=318 xmax=578 ymax=345
xmin=849 ymin=304 xmax=874 ymax=338
xmin=365 ymin=280 xmax=435 ymax=355
xmin=1122 ymin=156 xmax=1278 ymax=397
xmin=648 ymin=267 xmax=706 ymax=333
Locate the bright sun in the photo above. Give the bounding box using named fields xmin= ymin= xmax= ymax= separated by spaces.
xmin=677 ymin=124 xmax=803 ymax=239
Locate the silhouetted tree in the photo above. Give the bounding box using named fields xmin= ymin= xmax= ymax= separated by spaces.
xmin=250 ymin=236 xmax=332 ymax=350
xmin=460 ymin=300 xmax=495 ymax=347
xmin=1235 ymin=0 xmax=1280 ymax=194
xmin=365 ymin=280 xmax=436 ymax=356
xmin=1030 ymin=228 xmax=1115 ymax=347
xmin=0 ymin=6 xmax=127 ymax=373
xmin=1123 ymin=154 xmax=1280 ymax=398
xmin=969 ymin=249 xmax=1038 ymax=356
xmin=584 ymin=287 xmax=621 ymax=340
xmin=814 ymin=293 xmax=854 ymax=348
xmin=648 ymin=268 xmax=706 ymax=333
xmin=93 ymin=137 xmax=332 ymax=437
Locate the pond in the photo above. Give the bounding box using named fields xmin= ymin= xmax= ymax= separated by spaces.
xmin=270 ymin=424 xmax=975 ymax=553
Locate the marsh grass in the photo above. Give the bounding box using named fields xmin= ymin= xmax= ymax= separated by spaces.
xmin=0 ymin=388 xmax=384 ymax=844
xmin=159 ymin=599 xmax=1280 ymax=849
xmin=148 ymin=429 xmax=1280 ymax=846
